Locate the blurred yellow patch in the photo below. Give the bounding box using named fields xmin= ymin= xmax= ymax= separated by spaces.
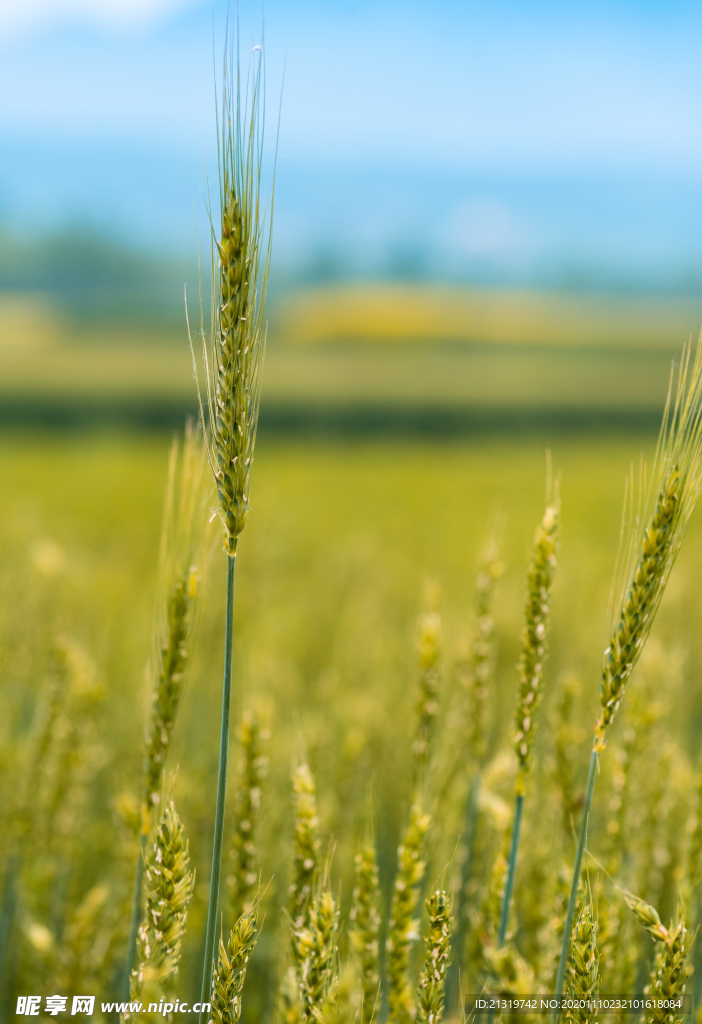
xmin=278 ymin=284 xmax=702 ymax=350
xmin=0 ymin=292 xmax=65 ymax=348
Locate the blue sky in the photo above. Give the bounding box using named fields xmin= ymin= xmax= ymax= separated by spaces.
xmin=2 ymin=1 xmax=702 ymax=285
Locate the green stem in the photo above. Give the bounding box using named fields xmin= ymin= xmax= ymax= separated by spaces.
xmin=200 ymin=553 xmax=236 ymax=1021
xmin=121 ymin=833 xmax=147 ymax=1001
xmin=498 ymin=792 xmax=524 ymax=946
xmin=446 ymin=771 xmax=482 ymax=1012
xmin=0 ymin=852 xmax=19 ymax=995
xmin=553 ymin=747 xmax=598 ymax=1018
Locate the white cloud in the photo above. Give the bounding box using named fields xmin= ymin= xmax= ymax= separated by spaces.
xmin=0 ymin=0 xmax=200 ymax=40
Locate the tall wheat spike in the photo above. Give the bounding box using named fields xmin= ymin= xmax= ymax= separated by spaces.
xmin=554 ymin=338 xmax=702 ymax=1009
xmin=498 ymin=497 xmax=559 ymax=945
xmin=190 ymin=28 xmax=273 ymax=1019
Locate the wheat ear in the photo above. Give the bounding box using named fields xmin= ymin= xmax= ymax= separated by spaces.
xmin=413 ymin=605 xmax=441 ymax=787
xmin=349 ymin=837 xmax=382 ymax=1024
xmin=622 ymin=891 xmax=688 ymax=1024
xmin=416 ymin=889 xmax=451 ymax=1024
xmin=386 ymin=803 xmax=432 ymax=1024
xmin=566 ymin=906 xmax=599 ymax=1024
xmin=554 ymin=338 xmax=702 ymax=1011
xmin=498 ymin=498 xmax=559 ymax=946
xmin=209 ymin=900 xmax=259 ymax=1024
xmin=293 ymin=886 xmax=340 ymax=1024
xmin=194 ymin=32 xmax=273 ymax=1020
xmin=228 ymin=711 xmax=269 ymax=923
xmin=124 ymin=799 xmax=195 ymax=1021
xmin=289 ymin=763 xmax=321 ymax=938
xmin=122 ymin=423 xmax=208 ymax=999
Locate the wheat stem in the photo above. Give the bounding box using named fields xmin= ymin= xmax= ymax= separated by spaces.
xmin=201 ymin=553 xmax=236 ymax=1021
xmin=553 ymin=748 xmax=598 ymax=1012
xmin=497 ymin=792 xmax=524 ymax=946
xmin=121 ymin=834 xmax=147 ymax=1000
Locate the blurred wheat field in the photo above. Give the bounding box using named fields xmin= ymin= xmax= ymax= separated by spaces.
xmin=0 ymin=287 xmax=697 ymax=429
xmin=3 ymin=426 xmax=702 ymax=1016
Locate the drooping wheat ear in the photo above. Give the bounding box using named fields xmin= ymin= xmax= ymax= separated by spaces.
xmin=645 ymin=914 xmax=687 ymax=1024
xmin=142 ymin=421 xmax=209 ymax=830
xmin=620 ymin=889 xmax=670 ymax=943
xmin=293 ymin=886 xmax=340 ymax=1024
xmin=416 ymin=890 xmax=451 ymax=1024
xmin=414 ymin=604 xmax=441 ymax=785
xmin=289 ymin=764 xmax=321 ymax=934
xmin=349 ymin=837 xmax=381 ymax=1024
xmin=566 ymin=906 xmax=599 ymax=1024
xmin=595 ymin=342 xmax=702 ymax=751
xmin=623 ymin=892 xmax=688 ymax=1024
xmin=387 ymin=803 xmax=432 ymax=1024
xmin=554 ymin=340 xmax=702 ymax=1011
xmin=229 ymin=711 xmax=269 ymax=922
xmin=209 ymin=900 xmax=259 ymax=1024
xmin=514 ymin=500 xmax=560 ymax=787
xmin=460 ymin=546 xmax=503 ymax=771
xmin=190 ymin=41 xmax=272 ymax=559
xmin=126 ymin=800 xmax=195 ymax=1018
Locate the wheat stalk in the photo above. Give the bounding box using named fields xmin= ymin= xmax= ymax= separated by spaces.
xmin=554 ymin=338 xmax=702 ymax=1010
xmin=192 ymin=30 xmax=274 ymax=1018
xmin=498 ymin=498 xmax=559 ymax=946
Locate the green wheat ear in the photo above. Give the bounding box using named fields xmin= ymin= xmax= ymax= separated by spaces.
xmin=190 ymin=33 xmax=273 ymax=558
xmin=125 ymin=800 xmax=195 ymax=1019
xmin=416 ymin=890 xmax=451 ymax=1024
xmin=596 ymin=339 xmax=702 ymax=751
xmin=554 ymin=337 xmax=702 ymax=1010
